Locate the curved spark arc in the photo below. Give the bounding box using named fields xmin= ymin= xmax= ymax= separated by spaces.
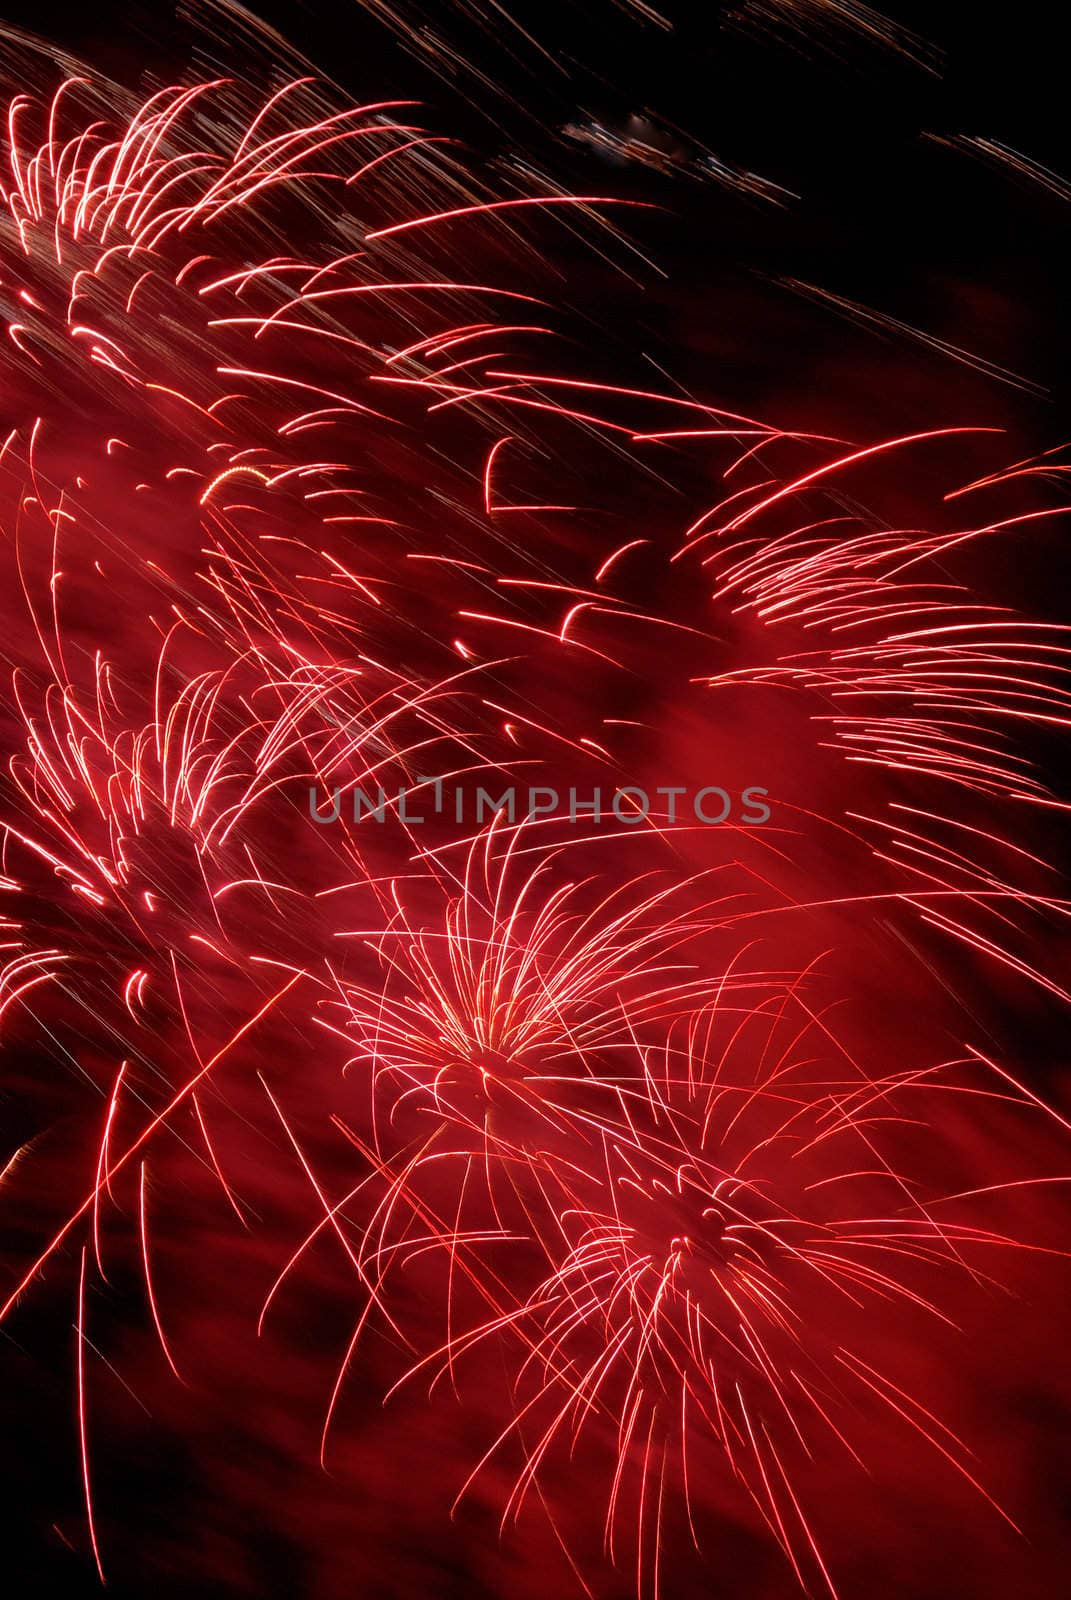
xmin=0 ymin=68 xmax=1069 ymax=1600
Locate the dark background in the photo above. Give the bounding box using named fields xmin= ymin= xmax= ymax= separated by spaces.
xmin=3 ymin=0 xmax=1069 ymax=434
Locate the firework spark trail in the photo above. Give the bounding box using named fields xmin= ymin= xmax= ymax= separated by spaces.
xmin=304 ymin=844 xmax=1062 ymax=1593
xmin=0 ymin=70 xmax=1069 ymax=1600
xmin=288 ymin=820 xmax=772 ymax=1400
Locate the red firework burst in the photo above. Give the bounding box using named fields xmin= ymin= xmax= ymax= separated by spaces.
xmin=0 ymin=54 xmax=1069 ymax=1600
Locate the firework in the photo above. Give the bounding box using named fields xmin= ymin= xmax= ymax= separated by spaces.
xmin=0 ymin=46 xmax=1069 ymax=1600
